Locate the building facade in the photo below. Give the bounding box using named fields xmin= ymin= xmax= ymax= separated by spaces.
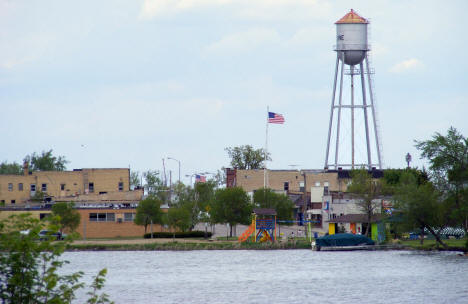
xmin=0 ymin=164 xmax=133 ymax=206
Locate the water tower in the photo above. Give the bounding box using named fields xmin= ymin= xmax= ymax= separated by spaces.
xmin=324 ymin=9 xmax=382 ymax=170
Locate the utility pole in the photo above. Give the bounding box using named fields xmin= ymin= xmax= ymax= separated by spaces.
xmin=302 ymin=171 xmax=308 ymax=238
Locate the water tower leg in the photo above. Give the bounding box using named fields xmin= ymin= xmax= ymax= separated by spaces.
xmin=365 ymin=55 xmax=382 ymax=169
xmin=359 ymin=62 xmax=372 ymax=169
xmin=324 ymin=54 xmax=340 ymax=169
xmin=351 ymin=65 xmax=355 ymax=169
xmin=334 ymin=57 xmax=345 ymax=169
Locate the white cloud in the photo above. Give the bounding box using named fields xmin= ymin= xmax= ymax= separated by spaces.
xmin=205 ymin=28 xmax=280 ymax=53
xmin=389 ymin=58 xmax=423 ymax=73
xmin=139 ymin=0 xmax=332 ymax=21
xmin=139 ymin=0 xmax=231 ymax=19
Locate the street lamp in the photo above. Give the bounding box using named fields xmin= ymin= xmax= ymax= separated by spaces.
xmin=167 ymin=157 xmax=181 ymax=184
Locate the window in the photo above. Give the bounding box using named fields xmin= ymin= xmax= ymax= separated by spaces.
xmin=118 ymin=182 xmax=124 ymax=191
xmin=299 ymin=181 xmax=305 ymax=192
xmin=18 ymin=183 xmax=23 ymax=191
xmin=41 ymin=183 xmax=47 ymax=192
xmin=1 ymin=200 xmax=5 ymax=204
xmin=11 ymin=200 xmax=15 ymax=204
xmin=315 ymin=182 xmax=321 ymax=186
xmin=89 ymin=182 xmax=94 ymax=193
xmin=284 ymin=182 xmax=289 ymax=191
xmin=8 ymin=183 xmax=13 ymax=191
xmin=89 ymin=213 xmax=115 ymax=222
xmin=30 ymin=184 xmax=36 ymax=192
xmin=60 ymin=184 xmax=65 ymax=191
xmin=124 ymin=213 xmax=135 ymax=222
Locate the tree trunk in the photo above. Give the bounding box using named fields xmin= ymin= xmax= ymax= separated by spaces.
xmin=420 ymin=225 xmax=424 ymax=245
xmin=426 ymin=226 xmax=449 ymax=249
xmin=229 ymin=225 xmax=233 ymax=237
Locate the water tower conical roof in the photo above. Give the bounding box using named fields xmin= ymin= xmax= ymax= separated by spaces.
xmin=335 ymin=9 xmax=368 ymax=24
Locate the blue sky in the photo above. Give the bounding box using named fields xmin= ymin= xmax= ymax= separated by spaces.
xmin=1 ymin=0 xmax=467 ymax=183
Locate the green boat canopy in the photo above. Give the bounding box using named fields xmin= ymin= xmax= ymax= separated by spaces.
xmin=316 ymin=233 xmax=375 ymax=247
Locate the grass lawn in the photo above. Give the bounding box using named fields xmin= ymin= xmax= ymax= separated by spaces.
xmin=399 ymin=238 xmax=467 ymax=251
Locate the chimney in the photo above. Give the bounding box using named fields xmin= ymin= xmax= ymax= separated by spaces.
xmin=23 ymin=161 xmax=29 ymax=175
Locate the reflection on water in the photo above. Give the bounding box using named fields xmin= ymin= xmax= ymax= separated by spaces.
xmin=62 ymin=250 xmax=468 ymax=304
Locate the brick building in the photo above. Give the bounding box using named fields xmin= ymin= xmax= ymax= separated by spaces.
xmin=0 ymin=163 xmax=135 ymax=206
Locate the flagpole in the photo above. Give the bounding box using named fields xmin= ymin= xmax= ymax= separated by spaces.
xmin=264 ymin=106 xmax=269 ymax=189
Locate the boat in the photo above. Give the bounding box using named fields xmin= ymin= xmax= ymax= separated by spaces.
xmin=312 ymin=233 xmax=375 ymax=251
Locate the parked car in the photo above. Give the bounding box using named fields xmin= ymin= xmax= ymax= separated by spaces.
xmin=38 ymin=230 xmax=67 ymax=241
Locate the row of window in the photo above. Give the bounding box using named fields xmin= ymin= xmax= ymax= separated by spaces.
xmin=5 ymin=182 xmax=125 ymax=192
xmin=283 ymin=181 xmax=330 ymax=191
xmin=89 ymin=213 xmax=135 ymax=222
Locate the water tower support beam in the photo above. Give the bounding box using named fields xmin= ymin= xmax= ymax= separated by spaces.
xmin=365 ymin=55 xmax=382 ymax=169
xmin=359 ymin=62 xmax=372 ymax=169
xmin=324 ymin=54 xmax=340 ymax=169
xmin=334 ymin=57 xmax=345 ymax=169
xmin=351 ymin=65 xmax=355 ymax=169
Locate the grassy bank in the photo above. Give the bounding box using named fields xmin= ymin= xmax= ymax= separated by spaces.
xmin=397 ymin=238 xmax=467 ymax=252
xmin=66 ymin=239 xmax=312 ymax=251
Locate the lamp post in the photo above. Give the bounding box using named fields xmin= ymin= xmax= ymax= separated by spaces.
xmin=167 ymin=157 xmax=181 ymax=184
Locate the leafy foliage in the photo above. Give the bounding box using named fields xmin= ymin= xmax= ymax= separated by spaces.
xmin=253 ymin=188 xmax=295 ymax=223
xmin=143 ymin=231 xmax=212 ymax=238
xmin=143 ymin=170 xmax=169 ymax=203
xmin=393 ymin=173 xmax=449 ymax=247
xmin=415 ymin=127 xmax=468 ymax=232
xmin=23 ymin=150 xmax=68 ymax=172
xmin=225 ymin=145 xmax=271 ymax=169
xmin=0 ymin=214 xmax=112 ymax=303
xmin=167 ymin=207 xmax=192 ymax=238
xmin=210 ymin=187 xmax=252 ymax=236
xmin=134 ymin=197 xmax=164 ymax=233
xmin=347 ymin=169 xmax=385 ymax=237
xmin=130 ymin=171 xmax=141 ymax=189
xmin=51 ymin=202 xmax=81 ymax=233
xmin=0 ymin=161 xmax=22 ymax=175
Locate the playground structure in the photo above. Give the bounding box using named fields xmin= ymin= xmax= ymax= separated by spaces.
xmin=238 ymin=208 xmax=277 ymax=243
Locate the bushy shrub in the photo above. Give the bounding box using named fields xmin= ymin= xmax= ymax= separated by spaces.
xmin=143 ymin=231 xmax=212 ymax=239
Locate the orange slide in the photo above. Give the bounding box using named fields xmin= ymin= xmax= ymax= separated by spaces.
xmin=238 ymin=223 xmax=255 ymax=242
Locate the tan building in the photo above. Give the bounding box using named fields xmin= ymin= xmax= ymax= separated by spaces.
xmin=227 ymin=168 xmax=347 ymax=193
xmin=0 ymin=207 xmax=168 ymax=238
xmin=0 ymin=164 xmax=135 ymax=206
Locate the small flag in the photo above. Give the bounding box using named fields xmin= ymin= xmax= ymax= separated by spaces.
xmin=268 ymin=112 xmax=285 ymax=124
xmin=195 ymin=174 xmax=206 ymax=183
xmin=323 ymin=201 xmax=329 ymax=211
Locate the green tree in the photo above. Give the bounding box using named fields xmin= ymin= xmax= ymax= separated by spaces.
xmin=166 ymin=207 xmax=191 ymax=239
xmin=0 ymin=213 xmax=112 ymax=303
xmin=347 ymin=169 xmax=386 ymax=237
xmin=0 ymin=161 xmax=22 ymax=175
xmin=253 ymin=188 xmax=295 ymax=223
xmin=130 ymin=171 xmax=141 ymax=189
xmin=394 ymin=173 xmax=449 ymax=248
xmin=415 ymin=127 xmax=468 ymax=232
xmin=171 ymin=181 xmax=217 ymax=230
xmin=143 ymin=170 xmax=169 ymax=203
xmin=210 ymin=187 xmax=252 ymax=237
xmin=225 ymin=145 xmax=271 ymax=169
xmin=134 ymin=197 xmax=163 ymax=233
xmin=51 ymin=202 xmax=81 ymax=234
xmin=24 ymin=150 xmax=68 ymax=172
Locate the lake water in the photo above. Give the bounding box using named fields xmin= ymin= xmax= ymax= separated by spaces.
xmin=62 ymin=250 xmax=468 ymax=304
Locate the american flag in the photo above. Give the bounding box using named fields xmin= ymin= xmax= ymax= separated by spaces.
xmin=195 ymin=174 xmax=206 ymax=183
xmin=268 ymin=112 xmax=285 ymax=124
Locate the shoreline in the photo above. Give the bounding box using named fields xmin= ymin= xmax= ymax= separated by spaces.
xmin=66 ymin=239 xmax=467 ymax=253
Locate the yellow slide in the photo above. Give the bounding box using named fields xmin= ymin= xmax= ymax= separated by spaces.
xmin=238 ymin=223 xmax=255 ymax=242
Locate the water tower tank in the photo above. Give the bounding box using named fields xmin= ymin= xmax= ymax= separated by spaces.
xmin=335 ymin=9 xmax=368 ymax=66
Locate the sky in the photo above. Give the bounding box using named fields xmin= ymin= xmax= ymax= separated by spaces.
xmin=1 ymin=0 xmax=467 ymax=184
